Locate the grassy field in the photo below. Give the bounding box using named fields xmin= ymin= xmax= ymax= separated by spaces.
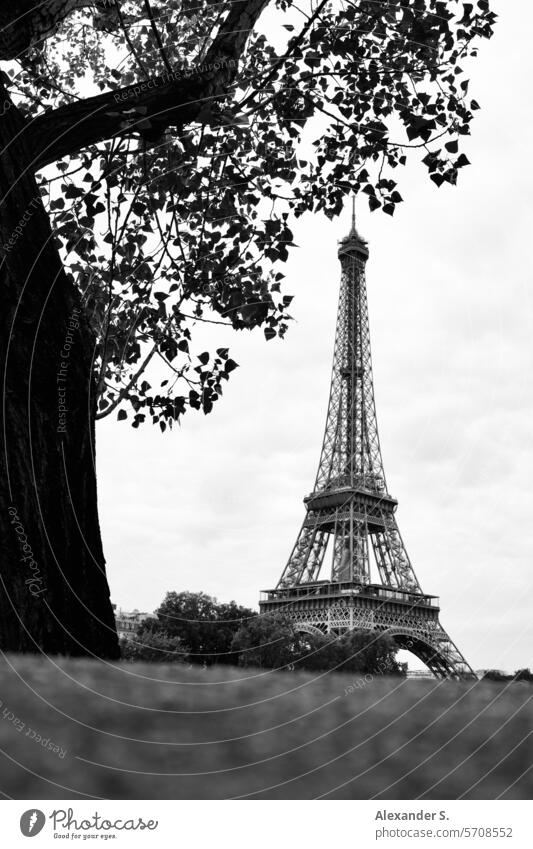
xmin=0 ymin=654 xmax=531 ymax=799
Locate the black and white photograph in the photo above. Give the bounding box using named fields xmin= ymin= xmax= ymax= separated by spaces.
xmin=0 ymin=0 xmax=531 ymax=843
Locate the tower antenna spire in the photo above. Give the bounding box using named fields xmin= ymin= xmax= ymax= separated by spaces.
xmin=351 ymin=195 xmax=356 ymax=234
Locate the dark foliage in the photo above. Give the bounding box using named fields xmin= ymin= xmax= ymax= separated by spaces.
xmin=119 ymin=630 xmax=185 ymax=663
xmin=143 ymin=590 xmax=257 ymax=665
xmin=513 ymin=668 xmax=533 ymax=683
xmin=297 ymin=629 xmax=405 ymax=676
xmin=4 ymin=0 xmax=496 ymax=431
xmin=231 ymin=613 xmax=304 ymax=669
xmin=482 ymin=669 xmax=533 ymax=683
xmin=232 ymin=613 xmax=405 ymax=675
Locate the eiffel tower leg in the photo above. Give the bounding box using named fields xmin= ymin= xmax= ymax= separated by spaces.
xmin=424 ymin=623 xmax=477 ymax=679
xmin=277 ymin=522 xmax=328 ymax=588
xmin=374 ymin=616 xmax=477 ymax=680
xmin=372 ymin=513 xmax=422 ymax=592
xmin=398 ymin=627 xmax=476 ymax=679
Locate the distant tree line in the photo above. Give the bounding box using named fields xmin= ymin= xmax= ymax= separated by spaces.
xmin=120 ymin=591 xmax=405 ymax=676
xmin=482 ymin=669 xmax=533 ymax=684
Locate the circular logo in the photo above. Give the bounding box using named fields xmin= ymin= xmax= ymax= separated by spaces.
xmin=20 ymin=809 xmax=46 ymax=837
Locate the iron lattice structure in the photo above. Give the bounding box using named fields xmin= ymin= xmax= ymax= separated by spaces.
xmin=260 ymin=210 xmax=475 ymax=679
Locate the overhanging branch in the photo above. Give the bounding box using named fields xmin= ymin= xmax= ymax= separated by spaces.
xmin=23 ymin=0 xmax=270 ymax=171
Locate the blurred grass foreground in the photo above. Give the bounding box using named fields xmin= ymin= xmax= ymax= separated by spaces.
xmin=0 ymin=654 xmax=531 ymax=799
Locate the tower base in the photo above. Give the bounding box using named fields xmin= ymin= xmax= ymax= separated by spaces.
xmin=259 ymin=580 xmax=476 ymax=680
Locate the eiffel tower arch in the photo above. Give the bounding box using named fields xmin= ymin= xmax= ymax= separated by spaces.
xmin=260 ymin=207 xmax=475 ymax=680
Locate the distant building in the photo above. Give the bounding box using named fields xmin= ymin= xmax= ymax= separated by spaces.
xmin=112 ymin=606 xmax=155 ymax=640
xmin=406 ymin=669 xmax=435 ymax=680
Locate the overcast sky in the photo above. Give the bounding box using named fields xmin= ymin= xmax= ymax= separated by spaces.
xmin=97 ymin=1 xmax=533 ymax=672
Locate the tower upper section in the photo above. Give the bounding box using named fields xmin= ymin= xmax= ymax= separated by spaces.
xmin=337 ymin=200 xmax=369 ymax=261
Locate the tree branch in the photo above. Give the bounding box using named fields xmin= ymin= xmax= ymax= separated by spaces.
xmin=143 ymin=0 xmax=172 ymax=73
xmin=23 ymin=0 xmax=270 ymax=171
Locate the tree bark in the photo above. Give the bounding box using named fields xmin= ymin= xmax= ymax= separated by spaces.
xmin=0 ymin=0 xmax=269 ymax=657
xmin=0 ymin=79 xmax=119 ymax=657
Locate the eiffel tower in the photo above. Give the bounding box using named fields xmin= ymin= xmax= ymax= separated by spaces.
xmin=259 ymin=206 xmax=475 ymax=679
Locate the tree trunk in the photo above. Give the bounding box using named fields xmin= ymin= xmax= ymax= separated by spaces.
xmin=0 ymin=80 xmax=119 ymax=657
